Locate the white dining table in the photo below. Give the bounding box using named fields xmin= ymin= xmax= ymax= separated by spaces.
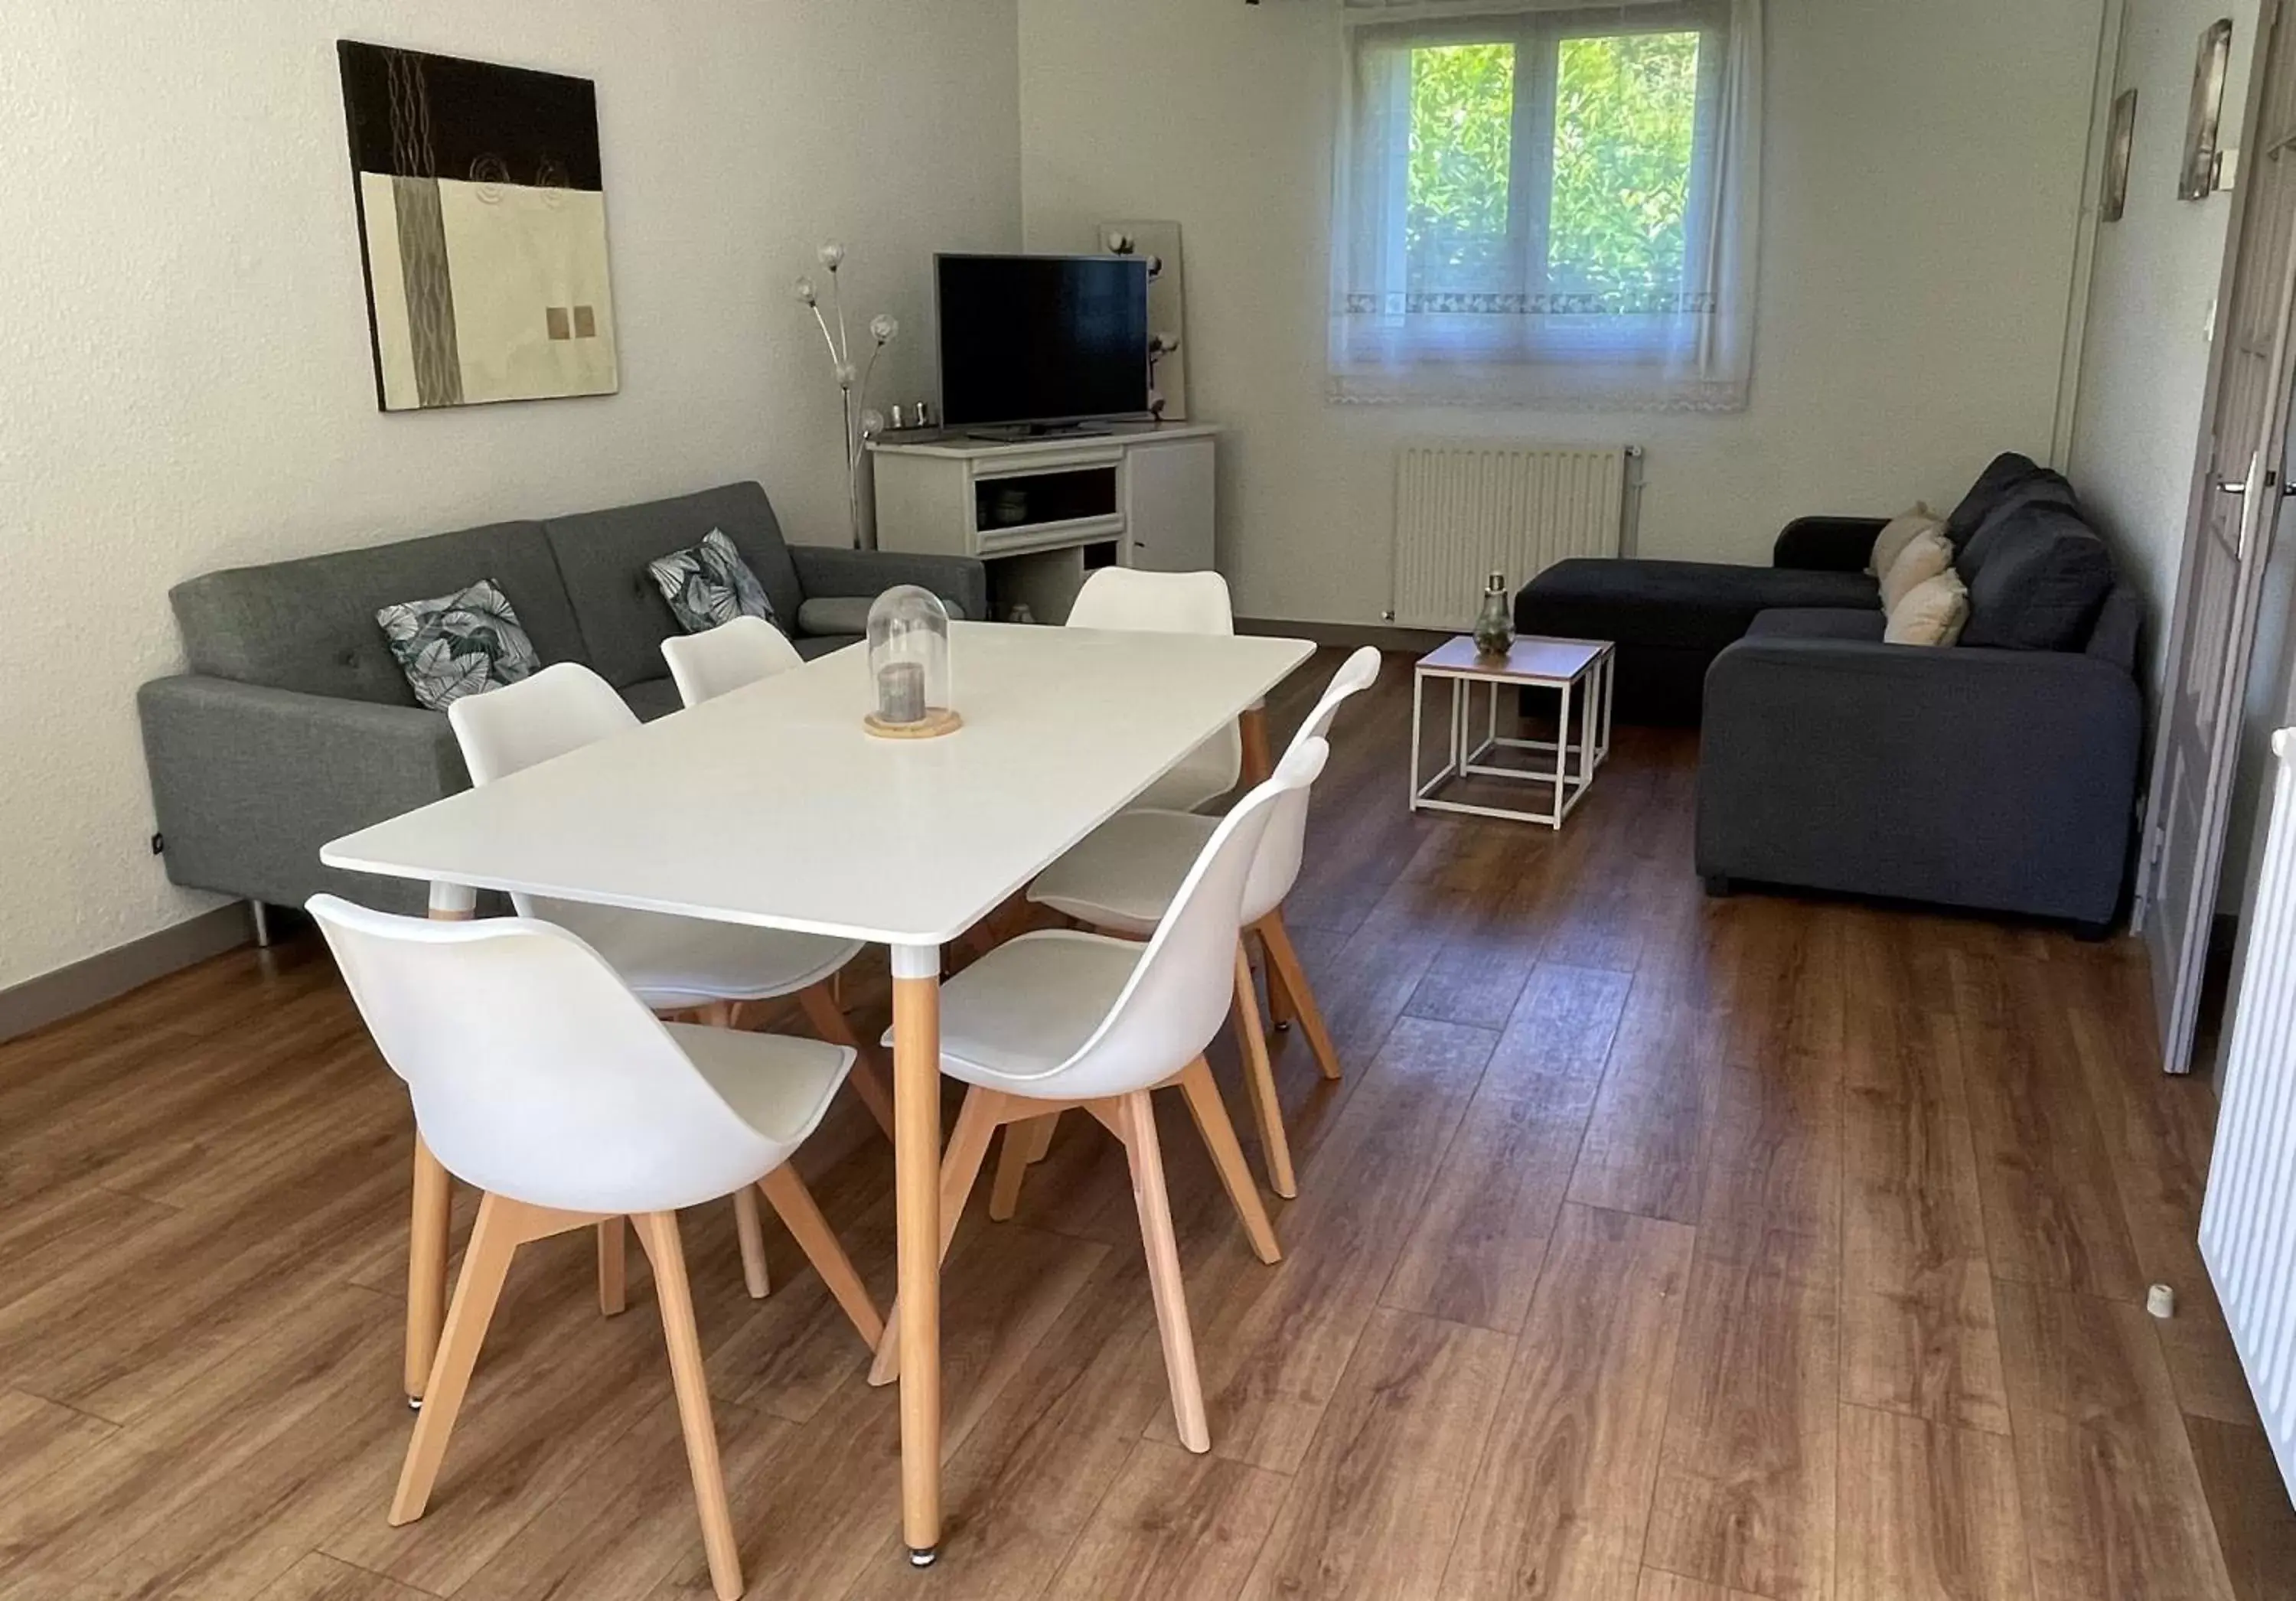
xmin=321 ymin=618 xmax=1313 ymax=1564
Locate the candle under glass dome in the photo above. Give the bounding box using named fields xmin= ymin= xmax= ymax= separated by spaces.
xmin=863 ymin=585 xmax=960 ymax=739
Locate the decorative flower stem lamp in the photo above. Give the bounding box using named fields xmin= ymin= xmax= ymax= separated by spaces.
xmin=795 ymin=242 xmax=899 ymax=549
xmin=863 ymin=585 xmax=961 ymax=739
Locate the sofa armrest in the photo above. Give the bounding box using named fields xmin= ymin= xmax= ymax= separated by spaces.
xmin=1697 ymin=639 xmax=2141 ymax=924
xmin=137 ymin=675 xmax=468 ymax=917
xmin=788 ymin=544 xmax=989 ymax=624
xmin=1772 ymin=517 xmax=1888 ymax=572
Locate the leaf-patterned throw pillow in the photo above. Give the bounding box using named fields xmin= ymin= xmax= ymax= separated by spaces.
xmin=647 ymin=528 xmax=778 ymax=634
xmin=375 ymin=579 xmax=542 ymax=712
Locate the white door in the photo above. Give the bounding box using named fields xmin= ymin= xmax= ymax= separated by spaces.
xmin=2148 ymin=0 xmax=2296 ymax=1074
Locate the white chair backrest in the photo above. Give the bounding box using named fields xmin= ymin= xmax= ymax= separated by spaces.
xmin=1241 ymin=647 xmax=1379 ymax=921
xmin=661 ymin=617 xmax=804 ymax=707
xmin=445 ymin=663 xmax=644 ymax=937
xmin=1066 ymin=567 xmax=1236 ymax=636
xmin=1039 ymin=738 xmax=1330 ymax=1100
xmin=308 ymin=895 xmax=783 ymax=1214
xmin=1067 ymin=568 xmax=1241 ymax=799
xmin=448 ymin=662 xmax=636 ymax=785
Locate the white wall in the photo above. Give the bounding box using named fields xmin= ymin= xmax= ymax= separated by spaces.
xmin=1017 ymin=0 xmax=2105 ymax=626
xmin=2069 ymin=0 xmax=2263 ymax=698
xmin=0 ymin=0 xmax=1019 ymax=991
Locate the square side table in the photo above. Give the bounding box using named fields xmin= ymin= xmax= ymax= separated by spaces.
xmin=1410 ymin=634 xmax=1614 ymax=828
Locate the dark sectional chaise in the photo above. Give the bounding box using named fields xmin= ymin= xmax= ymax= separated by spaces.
xmin=1514 ymin=454 xmax=2142 ymax=931
xmin=139 ymin=481 xmax=986 ymax=918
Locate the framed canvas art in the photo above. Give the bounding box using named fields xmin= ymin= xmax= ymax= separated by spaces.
xmin=338 ymin=42 xmax=618 ymax=410
xmin=2180 ymin=19 xmax=2235 ymax=201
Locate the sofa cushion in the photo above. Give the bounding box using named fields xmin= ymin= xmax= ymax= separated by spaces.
xmin=545 ymin=483 xmax=805 ymax=688
xmin=170 ymin=520 xmax=584 ymax=706
xmin=1867 ymin=507 xmax=1941 ymax=577
xmin=796 ymin=631 xmax=859 ymax=660
xmin=1961 ymin=505 xmax=2117 ymax=651
xmin=1745 ymin=607 xmax=1887 ymax=643
xmin=649 ymin=528 xmax=781 ymax=634
xmin=1518 ymin=558 xmax=1880 ymax=656
xmin=1958 ymin=474 xmax=2085 ymax=580
xmin=375 ymin=579 xmax=543 ymax=711
xmin=1880 ymin=528 xmax=1954 ymax=612
xmin=1883 ymin=570 xmax=1971 ymax=646
xmin=1946 ymin=452 xmax=2056 ymax=546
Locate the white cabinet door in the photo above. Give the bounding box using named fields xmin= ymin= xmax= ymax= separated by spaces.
xmin=1124 ymin=437 xmax=1215 ymax=572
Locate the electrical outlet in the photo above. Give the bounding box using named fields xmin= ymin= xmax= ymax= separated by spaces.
xmin=149 ymin=832 xmax=165 ymax=856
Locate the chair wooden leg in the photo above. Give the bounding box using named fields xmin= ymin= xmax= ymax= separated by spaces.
xmin=1258 ymin=933 xmax=1299 ymax=1032
xmin=797 ymin=980 xmax=895 ymax=1141
xmin=732 ymin=1187 xmax=771 ymax=1299
xmin=632 ymin=1211 xmax=745 ymax=1601
xmin=988 ymin=1112 xmax=1058 ymax=1221
xmin=1176 ymin=1058 xmax=1282 ymax=1265
xmin=1230 ymin=942 xmax=1296 ymax=1199
xmin=406 ymin=1134 xmax=452 ymax=1403
xmin=869 ymin=1085 xmax=1008 ymax=1386
xmin=758 ymin=1162 xmax=884 ymax=1348
xmin=1258 ymin=913 xmax=1340 ymax=1081
xmin=391 ymin=1192 xmax=526 ymax=1524
xmin=1103 ymin=1090 xmax=1210 ymax=1453
xmin=597 ymin=1218 xmax=627 ymax=1316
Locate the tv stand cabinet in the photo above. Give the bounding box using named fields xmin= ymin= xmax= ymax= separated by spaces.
xmin=870 ymin=423 xmax=1217 ymax=624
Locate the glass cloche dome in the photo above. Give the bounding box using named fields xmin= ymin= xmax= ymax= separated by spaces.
xmin=863 ymin=585 xmax=960 ymax=738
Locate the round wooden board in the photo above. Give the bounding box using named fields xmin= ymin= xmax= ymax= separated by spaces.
xmin=863 ymin=708 xmax=965 ymax=740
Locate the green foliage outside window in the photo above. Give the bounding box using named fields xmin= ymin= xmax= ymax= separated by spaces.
xmin=1404 ymin=31 xmax=1701 ymax=312
xmin=1406 ymin=43 xmax=1514 ymax=292
xmin=1551 ymin=32 xmax=1699 ymax=309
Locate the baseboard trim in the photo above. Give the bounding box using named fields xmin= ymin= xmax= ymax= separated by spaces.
xmin=1237 ymin=617 xmax=1455 ymax=654
xmin=0 ymin=903 xmax=253 ymax=1045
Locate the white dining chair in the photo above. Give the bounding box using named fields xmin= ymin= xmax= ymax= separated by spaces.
xmin=1065 ymin=567 xmax=1243 ymax=814
xmin=1019 ymin=648 xmax=1378 ymax=1201
xmin=661 ymin=615 xmax=806 ymax=707
xmin=308 ymin=894 xmax=882 ymax=1601
xmin=863 ymin=738 xmax=1329 ymax=1452
xmin=449 ymin=663 xmax=894 ymax=1300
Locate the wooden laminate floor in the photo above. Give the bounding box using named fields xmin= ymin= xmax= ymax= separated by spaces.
xmin=1 ymin=651 xmax=2287 ymax=1600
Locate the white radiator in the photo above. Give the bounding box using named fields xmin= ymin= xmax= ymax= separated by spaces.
xmin=2202 ymin=723 xmax=2296 ymax=1497
xmin=1391 ymin=443 xmax=1639 ymax=630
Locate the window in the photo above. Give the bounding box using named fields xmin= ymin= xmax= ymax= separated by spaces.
xmin=1332 ymin=0 xmax=1761 ymax=410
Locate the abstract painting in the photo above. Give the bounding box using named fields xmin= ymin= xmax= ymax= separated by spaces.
xmin=338 ymin=42 xmax=618 ymax=411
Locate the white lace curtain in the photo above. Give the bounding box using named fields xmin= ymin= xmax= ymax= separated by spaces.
xmin=1329 ymin=0 xmax=1763 ymax=409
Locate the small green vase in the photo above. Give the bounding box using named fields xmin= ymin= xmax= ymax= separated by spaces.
xmin=1473 ymin=572 xmax=1515 ymax=658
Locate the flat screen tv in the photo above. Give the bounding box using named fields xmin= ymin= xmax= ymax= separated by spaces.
xmin=935 ymin=253 xmax=1150 ymax=430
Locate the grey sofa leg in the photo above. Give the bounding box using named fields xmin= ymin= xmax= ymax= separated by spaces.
xmin=1702 ymin=874 xmax=1734 ymax=899
xmin=250 ymin=901 xmax=272 ymax=948
xmin=2071 ymin=917 xmax=2112 ymax=943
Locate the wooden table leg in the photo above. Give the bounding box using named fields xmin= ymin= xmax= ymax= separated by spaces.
xmin=406 ymin=882 xmax=474 ymax=1407
xmin=1240 ymin=703 xmax=1274 ymax=787
xmin=890 ymin=943 xmax=944 ymax=1566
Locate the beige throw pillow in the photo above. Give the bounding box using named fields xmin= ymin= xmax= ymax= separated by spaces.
xmin=1867 ymin=504 xmax=1942 ymax=577
xmin=1880 ymin=527 xmax=1953 ymax=612
xmin=1885 ymin=569 xmax=1970 ymax=646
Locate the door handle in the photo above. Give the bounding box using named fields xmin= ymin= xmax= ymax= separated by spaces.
xmin=2217 ymin=471 xmax=2296 ymax=495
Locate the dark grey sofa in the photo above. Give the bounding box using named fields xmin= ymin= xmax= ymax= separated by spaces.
xmin=1519 ymin=454 xmax=2141 ymax=930
xmin=139 ymin=481 xmax=986 ymax=916
xmin=1692 ymin=456 xmax=2140 ymax=931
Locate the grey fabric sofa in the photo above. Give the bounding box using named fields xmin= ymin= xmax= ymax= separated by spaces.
xmin=1694 ymin=456 xmax=2141 ymax=932
xmin=139 ymin=481 xmax=986 ymax=916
